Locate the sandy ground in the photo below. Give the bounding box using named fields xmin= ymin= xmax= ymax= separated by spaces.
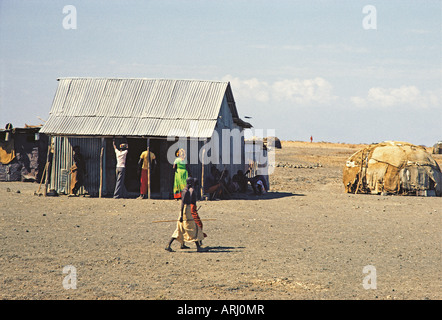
xmin=0 ymin=141 xmax=441 ymax=300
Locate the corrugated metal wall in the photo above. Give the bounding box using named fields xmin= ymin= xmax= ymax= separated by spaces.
xmin=50 ymin=136 xmax=102 ymax=196
xmin=48 ymin=134 xmax=248 ymax=198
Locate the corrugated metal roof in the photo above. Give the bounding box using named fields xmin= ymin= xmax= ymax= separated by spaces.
xmin=42 ymin=116 xmax=217 ymax=138
xmin=41 ymin=78 xmax=237 ymax=138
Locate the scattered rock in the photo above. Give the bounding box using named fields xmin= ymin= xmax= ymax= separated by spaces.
xmin=276 ymin=162 xmax=323 ymax=169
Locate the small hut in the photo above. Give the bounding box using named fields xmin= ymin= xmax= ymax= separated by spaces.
xmin=264 ymin=136 xmax=282 ymax=149
xmin=343 ymin=141 xmax=442 ymax=196
xmin=433 ymin=141 xmax=442 ymax=154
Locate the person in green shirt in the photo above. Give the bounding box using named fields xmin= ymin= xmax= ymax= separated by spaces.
xmin=173 ymin=148 xmax=190 ymax=199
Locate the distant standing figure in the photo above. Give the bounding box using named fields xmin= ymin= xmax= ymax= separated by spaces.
xmin=69 ymin=145 xmax=87 ymax=196
xmin=173 ymin=148 xmax=190 ymax=199
xmin=138 ymin=149 xmax=156 ymax=199
xmin=113 ymin=139 xmax=128 ymax=199
xmin=310 ymin=136 xmax=313 ymax=143
xmin=165 ymin=178 xmax=205 ymax=252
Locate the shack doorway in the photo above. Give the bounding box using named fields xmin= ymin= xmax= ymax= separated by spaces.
xmin=125 ymin=138 xmax=161 ymax=195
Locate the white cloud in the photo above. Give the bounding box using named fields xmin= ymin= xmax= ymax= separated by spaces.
xmin=222 ymin=75 xmax=336 ymax=105
xmin=224 ymin=75 xmax=441 ymax=112
xmin=350 ymin=85 xmax=440 ymax=109
xmin=272 ymin=77 xmax=337 ymax=104
xmin=224 ymin=76 xmax=270 ymax=103
xmin=350 ymin=96 xmax=366 ymax=107
xmin=367 ymin=86 xmax=420 ymax=107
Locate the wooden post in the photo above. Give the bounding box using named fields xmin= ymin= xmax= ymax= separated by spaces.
xmin=37 ymin=160 xmax=47 ymax=194
xmin=201 ymin=144 xmax=205 ymax=198
xmin=147 ymin=138 xmax=151 ymax=199
xmin=355 ymin=150 xmax=365 ymax=194
xmin=44 ymin=136 xmax=52 ymax=197
xmin=99 ymin=138 xmax=104 ymax=198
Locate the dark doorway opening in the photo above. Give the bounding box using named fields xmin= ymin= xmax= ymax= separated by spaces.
xmin=125 ymin=138 xmax=161 ymax=195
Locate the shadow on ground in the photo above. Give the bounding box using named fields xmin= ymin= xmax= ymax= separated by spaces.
xmin=180 ymin=246 xmax=245 ymax=253
xmin=228 ymin=191 xmax=304 ymax=200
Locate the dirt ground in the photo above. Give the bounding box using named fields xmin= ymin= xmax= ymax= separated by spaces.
xmin=1 ymin=141 xmax=441 ymax=300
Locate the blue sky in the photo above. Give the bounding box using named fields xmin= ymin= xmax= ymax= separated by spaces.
xmin=0 ymin=0 xmax=441 ymax=145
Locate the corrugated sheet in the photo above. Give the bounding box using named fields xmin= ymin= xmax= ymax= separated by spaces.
xmin=41 ymin=78 xmax=233 ymax=138
xmin=42 ymin=116 xmax=217 ymax=138
xmin=50 ymin=136 xmax=102 ymax=195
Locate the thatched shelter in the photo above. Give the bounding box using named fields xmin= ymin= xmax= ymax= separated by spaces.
xmin=343 ymin=141 xmax=442 ymax=196
xmin=433 ymin=141 xmax=442 ymax=154
xmin=264 ymin=136 xmax=282 ymax=149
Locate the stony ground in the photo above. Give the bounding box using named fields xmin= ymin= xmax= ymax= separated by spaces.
xmin=1 ymin=141 xmax=441 ymax=300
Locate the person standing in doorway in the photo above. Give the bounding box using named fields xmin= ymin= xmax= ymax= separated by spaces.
xmin=113 ymin=138 xmax=128 ymax=199
xmin=69 ymin=145 xmax=87 ymax=196
xmin=138 ymin=148 xmax=156 ymax=199
xmin=173 ymin=148 xmax=190 ymax=199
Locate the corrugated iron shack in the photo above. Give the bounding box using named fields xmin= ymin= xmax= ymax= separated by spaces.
xmin=0 ymin=124 xmax=48 ymax=182
xmin=39 ymin=78 xmax=252 ymax=198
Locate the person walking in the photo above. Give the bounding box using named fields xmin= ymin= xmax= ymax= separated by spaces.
xmin=189 ymin=178 xmax=207 ymax=242
xmin=113 ymin=139 xmax=128 ymax=199
xmin=165 ymin=177 xmax=205 ymax=252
